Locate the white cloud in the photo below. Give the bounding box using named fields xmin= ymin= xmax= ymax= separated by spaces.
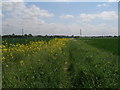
xmin=108 ymin=0 xmax=117 ymax=2
xmin=97 ymin=3 xmax=109 ymax=7
xmin=22 ymin=5 xmax=54 ymax=18
xmin=3 ymin=2 xmax=26 ymax=12
xmin=0 ymin=2 xmax=2 ymax=18
xmin=2 ymin=2 xmax=55 ymax=35
xmin=0 ymin=13 xmax=3 ymax=18
xmin=55 ymin=0 xmax=71 ymax=1
xmin=3 ymin=0 xmax=74 ymax=2
xmin=0 ymin=1 xmax=2 ymax=35
xmin=2 ymin=19 xmax=79 ymax=35
xmin=3 ymin=2 xmax=54 ymax=18
xmin=60 ymin=14 xmax=74 ymax=19
xmin=2 ymin=2 xmax=118 ymax=36
xmin=2 ymin=0 xmax=119 ymax=2
xmin=79 ymin=14 xmax=97 ymax=22
xmin=99 ymin=11 xmax=117 ymax=19
xmin=2 ymin=0 xmax=24 ymax=2
xmin=79 ymin=11 xmax=117 ymax=22
xmin=81 ymin=23 xmax=118 ymax=36
xmin=2 ymin=18 xmax=118 ymax=36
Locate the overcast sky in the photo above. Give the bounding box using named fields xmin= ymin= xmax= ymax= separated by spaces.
xmin=1 ymin=0 xmax=119 ymax=36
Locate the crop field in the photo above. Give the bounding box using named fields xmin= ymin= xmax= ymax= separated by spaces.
xmin=2 ymin=37 xmax=119 ymax=88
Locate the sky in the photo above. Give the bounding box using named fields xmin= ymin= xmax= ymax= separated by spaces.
xmin=1 ymin=0 xmax=119 ymax=36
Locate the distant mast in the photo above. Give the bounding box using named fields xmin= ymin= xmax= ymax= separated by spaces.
xmin=22 ymin=28 xmax=24 ymax=36
xmin=80 ymin=29 xmax=82 ymax=37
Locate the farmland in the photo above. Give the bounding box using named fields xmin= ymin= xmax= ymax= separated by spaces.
xmin=2 ymin=37 xmax=119 ymax=88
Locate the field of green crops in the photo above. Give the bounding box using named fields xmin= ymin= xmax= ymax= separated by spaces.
xmin=2 ymin=37 xmax=119 ymax=88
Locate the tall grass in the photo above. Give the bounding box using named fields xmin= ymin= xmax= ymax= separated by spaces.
xmin=2 ymin=38 xmax=118 ymax=88
xmin=67 ymin=39 xmax=118 ymax=88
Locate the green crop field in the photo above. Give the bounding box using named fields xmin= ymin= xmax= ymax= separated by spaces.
xmin=80 ymin=37 xmax=118 ymax=55
xmin=2 ymin=37 xmax=52 ymax=45
xmin=2 ymin=37 xmax=119 ymax=88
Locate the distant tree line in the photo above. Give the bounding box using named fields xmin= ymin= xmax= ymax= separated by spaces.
xmin=2 ymin=33 xmax=79 ymax=38
xmin=2 ymin=33 xmax=120 ymax=38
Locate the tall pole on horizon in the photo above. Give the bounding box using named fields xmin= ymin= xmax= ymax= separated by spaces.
xmin=80 ymin=29 xmax=82 ymax=37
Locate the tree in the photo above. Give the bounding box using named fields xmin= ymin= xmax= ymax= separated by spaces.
xmin=28 ymin=34 xmax=33 ymax=37
xmin=12 ymin=33 xmax=15 ymax=36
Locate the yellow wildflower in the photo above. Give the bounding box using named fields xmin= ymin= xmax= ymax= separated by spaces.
xmin=6 ymin=65 xmax=8 ymax=67
xmin=20 ymin=60 xmax=24 ymax=66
